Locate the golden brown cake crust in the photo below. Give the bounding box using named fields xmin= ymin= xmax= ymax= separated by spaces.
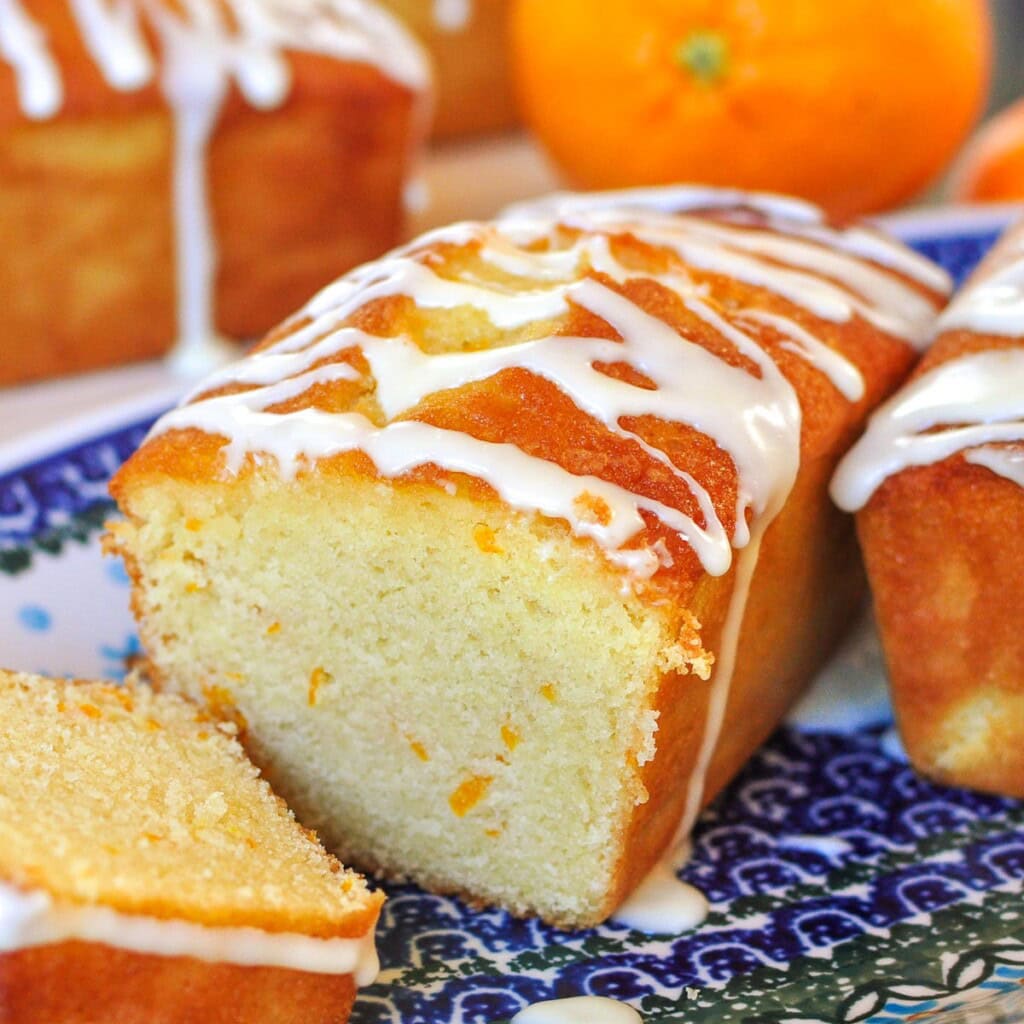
xmin=0 ymin=1 xmax=424 ymax=386
xmin=0 ymin=942 xmax=356 ymax=1024
xmin=859 ymin=454 xmax=1024 ymax=796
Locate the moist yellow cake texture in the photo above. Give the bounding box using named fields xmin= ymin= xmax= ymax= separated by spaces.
xmin=0 ymin=669 xmax=378 ymax=931
xmin=108 ymin=187 xmax=950 ymax=927
xmin=0 ymin=670 xmax=382 ymax=1024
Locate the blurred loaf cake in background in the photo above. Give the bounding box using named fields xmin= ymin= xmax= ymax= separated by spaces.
xmin=0 ymin=669 xmax=382 ymax=1024
xmin=108 ymin=186 xmax=949 ymax=927
xmin=0 ymin=0 xmax=430 ymax=387
xmin=833 ymin=219 xmax=1024 ymax=798
xmin=379 ymin=0 xmax=516 ymax=138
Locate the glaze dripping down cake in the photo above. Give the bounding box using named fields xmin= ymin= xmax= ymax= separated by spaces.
xmin=108 ymin=187 xmax=950 ymax=926
xmin=0 ymin=0 xmax=429 ymax=385
xmin=0 ymin=670 xmax=382 ymax=1024
xmin=833 ymin=219 xmax=1024 ymax=798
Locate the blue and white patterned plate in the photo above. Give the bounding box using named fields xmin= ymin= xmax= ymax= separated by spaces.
xmin=1 ymin=206 xmax=1023 ymax=1024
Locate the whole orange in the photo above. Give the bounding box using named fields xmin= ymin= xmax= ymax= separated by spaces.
xmin=511 ymin=0 xmax=991 ymax=219
xmin=952 ymin=97 xmax=1024 ymax=203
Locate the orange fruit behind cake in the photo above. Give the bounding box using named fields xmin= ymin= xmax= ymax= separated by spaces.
xmin=952 ymin=97 xmax=1024 ymax=203
xmin=512 ymin=0 xmax=991 ymax=220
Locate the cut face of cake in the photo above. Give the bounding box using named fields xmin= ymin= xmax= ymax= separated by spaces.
xmin=108 ymin=187 xmax=950 ymax=927
xmin=0 ymin=670 xmax=382 ymax=1024
xmin=833 ymin=219 xmax=1024 ymax=798
xmin=0 ymin=0 xmax=430 ymax=385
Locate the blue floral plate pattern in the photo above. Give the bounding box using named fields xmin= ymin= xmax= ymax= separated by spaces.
xmin=1 ymin=210 xmax=1022 ymax=1024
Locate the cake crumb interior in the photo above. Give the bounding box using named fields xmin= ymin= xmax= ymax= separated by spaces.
xmin=0 ymin=671 xmax=375 ymax=937
xmin=115 ymin=473 xmax=690 ymax=924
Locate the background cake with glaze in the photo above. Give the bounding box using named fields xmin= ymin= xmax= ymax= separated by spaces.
xmin=833 ymin=218 xmax=1024 ymax=799
xmin=108 ymin=186 xmax=950 ymax=927
xmin=0 ymin=0 xmax=430 ymax=386
xmin=0 ymin=669 xmax=382 ymax=1024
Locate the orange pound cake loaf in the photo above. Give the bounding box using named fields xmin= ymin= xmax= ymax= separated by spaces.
xmin=0 ymin=0 xmax=429 ymax=386
xmin=833 ymin=220 xmax=1024 ymax=798
xmin=108 ymin=187 xmax=950 ymax=926
xmin=0 ymin=670 xmax=382 ymax=1024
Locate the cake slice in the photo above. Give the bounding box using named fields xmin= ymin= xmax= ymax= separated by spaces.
xmin=108 ymin=187 xmax=949 ymax=926
xmin=833 ymin=219 xmax=1024 ymax=797
xmin=0 ymin=670 xmax=382 ymax=1024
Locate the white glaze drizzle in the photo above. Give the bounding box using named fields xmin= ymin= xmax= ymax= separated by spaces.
xmin=511 ymin=997 xmax=642 ymax=1024
xmin=937 ymin=229 xmax=1024 ymax=336
xmin=403 ymin=175 xmax=430 ymax=215
xmin=613 ymin=844 xmax=709 ymax=934
xmin=675 ymin=524 xmax=767 ymax=846
xmin=148 ymin=190 xmax=943 ymax=933
xmin=0 ymin=0 xmax=60 ymax=117
xmin=500 ymin=206 xmax=939 ymax=348
xmin=740 ymin=309 xmax=865 ymax=402
xmin=833 ymin=224 xmax=1024 ymax=509
xmin=831 ymin=349 xmax=1024 ymax=511
xmin=965 ymin=444 xmax=1024 ymax=486
xmin=432 ymin=0 xmax=471 ymax=32
xmin=158 ymin=218 xmax=815 ymax=579
xmin=69 ymin=0 xmax=153 ymax=90
xmin=502 ymin=187 xmax=827 ymax=231
xmin=667 ymin=214 xmax=941 ymax=347
xmin=504 ymin=187 xmax=953 ymax=298
xmin=0 ymin=0 xmax=429 ymax=375
xmin=0 ymin=880 xmax=379 ymax=983
xmin=154 ymin=0 xmax=234 ymax=375
xmin=609 ymin=518 xmax=770 ymax=935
